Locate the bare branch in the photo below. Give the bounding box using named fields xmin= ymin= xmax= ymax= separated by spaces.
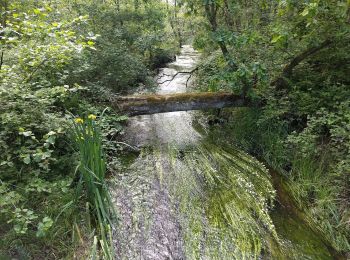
xmin=185 ymin=73 xmax=192 ymax=88
xmin=157 ymin=67 xmax=198 ymax=85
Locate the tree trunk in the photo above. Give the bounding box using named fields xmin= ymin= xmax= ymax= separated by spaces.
xmin=174 ymin=0 xmax=183 ymax=48
xmin=0 ymin=0 xmax=8 ymax=71
xmin=204 ymin=2 xmax=237 ymax=70
xmin=111 ymin=92 xmax=249 ymax=116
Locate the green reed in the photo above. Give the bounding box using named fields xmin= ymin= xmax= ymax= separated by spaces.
xmin=72 ymin=114 xmax=115 ymax=259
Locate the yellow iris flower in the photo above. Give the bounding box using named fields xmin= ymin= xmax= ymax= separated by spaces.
xmin=88 ymin=114 xmax=97 ymax=120
xmin=75 ymin=118 xmax=84 ymax=124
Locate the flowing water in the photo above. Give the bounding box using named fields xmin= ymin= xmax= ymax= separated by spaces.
xmin=111 ymin=46 xmax=334 ymax=259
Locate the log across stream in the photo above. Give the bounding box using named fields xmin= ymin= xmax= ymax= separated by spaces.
xmin=110 ymin=45 xmax=340 ymax=259
xmin=112 ymin=92 xmax=248 ymax=116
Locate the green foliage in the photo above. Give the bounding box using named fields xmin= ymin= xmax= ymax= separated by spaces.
xmin=197 ymin=52 xmax=268 ymax=96
xmin=36 ymin=216 xmax=54 ymax=238
xmin=0 ymin=1 xmax=108 ymax=258
xmin=65 ymin=0 xmax=176 ymax=93
xmin=1 ymin=0 xmax=177 ymax=256
xmin=189 ymin=0 xmax=350 ymax=253
xmin=0 ymin=3 xmax=85 ymax=249
xmin=8 ymin=208 xmax=38 ymax=235
xmin=72 ymin=114 xmax=116 ymax=259
xmin=1 ymin=0 xmax=347 ymax=257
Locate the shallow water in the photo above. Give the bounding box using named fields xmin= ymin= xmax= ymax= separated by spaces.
xmin=111 ymin=45 xmax=334 ymax=259
xmin=123 ymin=45 xmax=201 ymax=148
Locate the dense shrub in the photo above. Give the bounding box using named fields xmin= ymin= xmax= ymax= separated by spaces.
xmin=0 ymin=0 xmax=174 ymax=257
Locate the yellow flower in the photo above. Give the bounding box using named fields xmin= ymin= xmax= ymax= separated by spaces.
xmin=75 ymin=118 xmax=84 ymax=124
xmin=88 ymin=114 xmax=97 ymax=120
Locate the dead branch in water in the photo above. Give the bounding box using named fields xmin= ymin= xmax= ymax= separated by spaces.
xmin=157 ymin=67 xmax=198 ymax=85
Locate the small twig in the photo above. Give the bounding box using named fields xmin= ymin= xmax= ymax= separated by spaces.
xmin=156 ymin=72 xmax=173 ymax=81
xmin=115 ymin=141 xmax=140 ymax=151
xmin=185 ymin=74 xmax=192 ymax=88
xmin=157 ymin=72 xmax=180 ymax=84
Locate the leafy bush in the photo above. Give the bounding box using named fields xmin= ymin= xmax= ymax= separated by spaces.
xmin=0 ymin=0 xmax=172 ymax=257
xmin=65 ymin=1 xmax=176 ymax=94
xmin=0 ymin=4 xmax=92 ymax=258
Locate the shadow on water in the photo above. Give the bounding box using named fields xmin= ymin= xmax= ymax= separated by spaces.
xmin=111 ymin=45 xmax=340 ymax=259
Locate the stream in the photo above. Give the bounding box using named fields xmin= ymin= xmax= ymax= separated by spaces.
xmin=111 ymin=46 xmax=335 ymax=259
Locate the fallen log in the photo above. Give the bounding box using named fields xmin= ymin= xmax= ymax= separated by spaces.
xmin=111 ymin=92 xmax=249 ymax=116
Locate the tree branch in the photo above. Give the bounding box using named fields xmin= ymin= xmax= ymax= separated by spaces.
xmin=157 ymin=67 xmax=198 ymax=85
xmin=185 ymin=73 xmax=193 ymax=88
xmin=273 ymin=39 xmax=333 ymax=90
xmin=0 ymin=51 xmax=4 ymax=71
xmin=24 ymin=58 xmax=48 ymax=83
xmin=283 ymin=39 xmax=332 ymax=77
xmin=204 ymin=2 xmax=238 ymax=71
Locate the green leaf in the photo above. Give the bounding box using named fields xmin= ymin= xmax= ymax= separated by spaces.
xmin=271 ymin=35 xmax=282 ymax=43
xmin=47 ymin=131 xmax=56 ymax=136
xmin=33 ymin=9 xmax=41 ymax=15
xmin=36 ymin=217 xmax=53 ymax=237
xmin=46 ymin=136 xmax=56 ymax=145
xmin=23 ymin=155 xmax=31 ymax=165
xmin=115 ymin=115 xmax=129 ymax=121
xmin=301 ymin=8 xmax=309 ymax=16
xmin=33 ymin=153 xmax=43 ymax=162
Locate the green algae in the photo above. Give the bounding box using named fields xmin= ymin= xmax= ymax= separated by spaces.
xmin=270 ymin=205 xmax=332 ymax=260
xmin=118 ymin=150 xmax=139 ymax=168
xmin=115 ymin=113 xmax=338 ymax=259
xmin=197 ymin=111 xmax=339 ymax=259
xmin=115 ymin=134 xmax=337 ymax=259
xmin=160 ymin=143 xmax=277 ymax=259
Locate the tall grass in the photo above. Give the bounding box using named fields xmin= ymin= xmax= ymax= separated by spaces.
xmin=212 ymin=108 xmax=350 ymax=253
xmin=288 ymin=155 xmax=350 ymax=252
xmin=72 ymin=114 xmax=115 ymax=259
